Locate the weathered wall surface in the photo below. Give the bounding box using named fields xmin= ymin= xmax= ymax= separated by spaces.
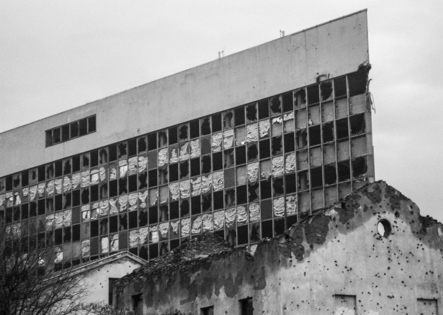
xmin=0 ymin=10 xmax=368 ymax=177
xmin=116 ymin=181 xmax=443 ymax=314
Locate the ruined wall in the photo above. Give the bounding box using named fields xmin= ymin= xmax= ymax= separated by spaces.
xmin=116 ymin=182 xmax=443 ymax=315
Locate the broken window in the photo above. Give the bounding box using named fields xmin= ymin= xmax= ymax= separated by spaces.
xmin=348 ymin=66 xmax=368 ymax=97
xmin=307 ymin=84 xmax=319 ymax=105
xmin=201 ymin=306 xmax=214 ymax=315
xmin=223 ymin=111 xmax=234 ymax=129
xmin=337 ymin=161 xmax=351 ymax=182
xmin=273 ymin=177 xmax=284 ymax=196
xmin=334 ymin=76 xmax=347 ymax=98
xmin=352 ymin=157 xmax=367 ymax=177
xmin=147 ymin=133 xmax=157 ymax=151
xmin=158 ymin=131 xmax=168 ymax=148
xmin=271 ymin=136 xmax=282 ymax=156
xmin=247 ymin=143 xmax=258 ymax=162
xmin=212 ymin=113 xmax=222 ymax=132
xmin=258 ymin=99 xmax=269 ymax=119
xmin=201 ymin=117 xmax=211 ymax=135
xmin=309 ymin=125 xmax=321 ymax=147
xmin=235 ymin=107 xmax=245 ymax=126
xmin=294 ymin=89 xmax=306 ymax=108
xmin=201 ymin=155 xmax=211 ymax=174
xmin=270 ymin=96 xmax=281 ymax=116
xmin=324 ymin=164 xmax=336 ymax=185
xmin=282 ymin=92 xmax=293 ymax=112
xmin=224 ymin=149 xmax=234 ymax=168
xmin=180 ymin=199 xmax=189 ymax=217
xmin=350 ymin=114 xmax=366 ymax=135
xmin=246 ymin=104 xmax=257 ymax=123
xmin=321 ymin=81 xmax=333 ymax=101
xmin=128 ymin=139 xmax=137 ymax=157
xmin=336 ymin=118 xmax=349 ymax=139
xmin=298 ymin=171 xmax=309 ymax=190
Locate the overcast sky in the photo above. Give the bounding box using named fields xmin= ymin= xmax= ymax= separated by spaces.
xmin=1 ymin=1 xmax=442 ymax=222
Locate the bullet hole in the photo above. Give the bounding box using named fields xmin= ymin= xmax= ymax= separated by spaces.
xmin=224 ymin=111 xmax=234 ymax=129
xmin=248 ymin=183 xmax=259 ymax=202
xmin=323 ymin=123 xmax=334 ymax=142
xmin=336 ymin=118 xmax=349 ymax=139
xmin=201 ymin=117 xmax=211 ymax=135
xmin=321 ymin=81 xmax=333 ymax=101
xmin=202 ymin=193 xmax=212 ymax=212
xmin=201 ymin=155 xmax=212 ymax=174
xmin=350 ymin=114 xmax=366 ymax=135
xmin=283 ymin=92 xmax=293 ymax=112
xmin=294 ymin=89 xmax=306 ymax=107
xmin=246 ymin=104 xmax=257 ymax=122
xmin=309 ymin=125 xmax=321 ymax=146
xmin=158 ymin=131 xmax=168 ymax=147
xmin=270 ymin=96 xmax=281 ymax=115
xmin=273 ymin=177 xmax=284 ymax=196
xmin=180 ymin=161 xmax=189 ymax=179
xmin=248 ymin=143 xmax=258 ymax=162
xmin=296 ymin=130 xmax=307 ymax=149
xmin=307 ymin=85 xmax=319 ymax=105
xmin=377 ymin=219 xmax=392 ymax=238
xmin=235 ymin=107 xmax=245 ymax=126
xmin=272 ymin=136 xmax=282 ymax=155
xmin=324 ymin=165 xmax=337 ymax=185
xmin=310 ymin=167 xmax=323 ymax=188
xmin=118 ymin=143 xmax=127 ymax=158
xmin=258 ymin=99 xmax=269 ymax=119
xmin=352 ymin=157 xmax=367 ymax=177
xmin=334 ymin=76 xmax=347 ymax=97
xmin=119 ymin=177 xmax=127 ymax=194
xmin=148 ymin=133 xmax=157 ymax=151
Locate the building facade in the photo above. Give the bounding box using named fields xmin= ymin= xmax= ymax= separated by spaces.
xmin=0 ymin=11 xmax=374 ymax=267
xmin=114 ymin=181 xmax=443 ymax=315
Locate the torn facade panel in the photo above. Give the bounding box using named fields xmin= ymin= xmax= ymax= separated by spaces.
xmin=190 ymin=140 xmax=200 ymax=159
xmin=169 ymin=182 xmax=180 ymax=201
xmin=201 ymin=174 xmax=212 ymax=194
xmin=139 ymin=227 xmax=149 ymax=245
xmin=285 ymin=153 xmax=296 ymax=173
xmin=138 ymin=156 xmax=148 ymax=173
xmin=110 ymin=234 xmax=119 ymax=252
xmin=286 ymin=195 xmax=297 ymax=216
xmin=149 ymin=189 xmax=158 ymax=206
xmin=191 ymin=176 xmax=202 ymax=196
xmin=109 ymin=198 xmax=118 ymax=214
xmin=225 ymin=208 xmax=236 ymax=227
xmin=160 ymin=222 xmax=169 ymax=239
xmin=109 ymin=167 xmax=117 ymax=180
xmin=181 ymin=218 xmax=191 ymax=237
xmin=192 ymin=215 xmax=202 ymax=235
xmin=180 ymin=180 xmax=191 ymax=199
xmin=170 ymin=147 xmax=179 ymax=164
xmin=223 ymin=129 xmax=234 ymax=149
xmin=99 ymin=167 xmax=107 ymax=182
xmin=259 ymin=120 xmax=271 ymax=138
xmin=249 ymin=202 xmax=260 ymax=222
xmin=158 ymin=148 xmax=169 ymax=167
xmin=273 ymin=197 xmax=285 ymax=217
xmin=247 ymin=162 xmax=259 ymax=184
xmin=29 ymin=185 xmax=37 ymax=201
xmin=202 ymin=214 xmax=213 ymax=232
xmin=237 ymin=206 xmax=247 ymax=224
xmin=63 ymin=209 xmax=72 ymax=226
xmin=99 ymin=200 xmax=109 ymax=216
xmin=272 ymin=117 xmax=283 ymax=137
xmin=150 ymin=226 xmax=159 ymax=243
xmin=170 ymin=221 xmax=179 ymax=236
xmin=119 ymin=160 xmax=128 ymax=178
xmin=101 ymin=237 xmax=109 ymax=254
xmin=81 ymin=170 xmax=90 ymax=188
xmin=211 ymin=132 xmax=223 ymax=152
xmin=128 ymin=193 xmax=138 ymax=211
xmin=63 ymin=176 xmax=72 ymax=192
xmin=55 ymin=178 xmax=63 ymax=194
xmin=214 ymin=211 xmax=225 ymax=230
xmin=72 ymin=172 xmax=81 ymax=189
xmin=46 ymin=180 xmax=55 ymax=197
xmin=246 ymin=124 xmax=259 ymax=143
xmin=212 ymin=171 xmax=224 ymax=192
xmin=128 ymin=157 xmax=138 ymax=176
xmin=272 ymin=156 xmax=285 ymax=177
xmin=119 ymin=194 xmax=128 ymax=211
xmin=37 ymin=183 xmax=46 ymax=198
xmin=159 ymin=186 xmax=169 ymax=204
xmin=91 ymin=203 xmax=99 ymax=220
xmin=283 ymin=112 xmax=295 ymax=133
xmin=138 ymin=190 xmax=148 ymax=208
xmin=129 ymin=230 xmax=140 ymax=248
xmin=81 ymin=240 xmax=90 ymax=257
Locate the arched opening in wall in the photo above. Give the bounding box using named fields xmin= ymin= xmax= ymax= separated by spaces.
xmin=377 ymin=219 xmax=392 ymax=238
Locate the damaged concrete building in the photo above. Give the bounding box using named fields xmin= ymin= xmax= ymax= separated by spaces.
xmin=0 ymin=10 xmax=374 ymax=269
xmin=114 ymin=181 xmax=443 ymax=315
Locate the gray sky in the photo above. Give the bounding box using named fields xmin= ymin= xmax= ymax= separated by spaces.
xmin=1 ymin=1 xmax=442 ymax=221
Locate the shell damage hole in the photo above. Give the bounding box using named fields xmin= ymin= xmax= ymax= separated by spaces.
xmin=377 ymin=219 xmax=392 ymax=238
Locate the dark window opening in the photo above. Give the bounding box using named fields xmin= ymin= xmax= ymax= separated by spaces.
xmin=64 ymin=227 xmax=71 ymax=243
xmin=258 ymin=99 xmax=269 ymax=119
xmin=213 ymin=152 xmax=223 ymax=171
xmin=213 ymin=191 xmax=223 ymax=210
xmin=324 ymin=165 xmax=337 ymax=185
xmin=88 ymin=116 xmax=96 ymax=133
xmin=128 ymin=175 xmax=138 ymax=192
xmin=352 ymin=157 xmax=367 ymax=177
xmin=201 ymin=118 xmax=211 ymax=135
xmin=148 ymin=170 xmax=157 ymax=188
xmin=225 ymin=189 xmax=235 ymax=207
xmin=224 ymin=111 xmax=234 ymax=129
xmin=284 ymin=133 xmax=295 ymax=153
xmin=259 ymin=139 xmax=270 ymax=160
xmin=212 ymin=113 xmax=222 ymax=132
xmin=63 ymin=159 xmax=72 ymax=175
xmin=309 ymin=125 xmax=321 ymax=147
xmin=148 ymin=133 xmax=157 ymax=151
xmin=168 ymin=126 xmax=178 ymax=145
xmin=169 ymin=164 xmax=178 ymax=182
xmin=55 ymin=195 xmax=63 ymax=211
xmin=202 ymin=194 xmax=212 ymax=212
xmin=248 ymin=183 xmax=259 ymax=202
xmin=235 ymin=107 xmax=245 ymax=126
xmin=236 ymin=185 xmax=247 ymax=205
xmin=160 ymin=205 xmax=168 ymax=222
xmin=310 ymin=167 xmax=323 ymax=188
xmin=109 ymin=181 xmax=117 ymax=197
xmin=285 ymin=173 xmax=296 ymax=193
xmin=250 ymin=223 xmax=260 ymax=242
xmin=180 ymin=199 xmax=189 ymax=217
xmin=109 ymin=216 xmax=118 ymax=233
xmin=321 ymin=81 xmax=333 ymax=101
xmin=90 ymin=150 xmax=98 ymax=167
xmin=170 ymin=201 xmax=179 ymax=220
xmin=201 ymin=155 xmax=211 ymax=174
xmin=283 ymin=92 xmax=293 ymax=112
xmin=235 ymin=146 xmax=246 ymax=165
xmin=54 ymin=229 xmax=63 ymax=245
xmin=137 ymin=137 xmax=147 ymax=153
xmin=79 ymin=118 xmax=88 ymax=136
xmin=350 ymin=114 xmax=366 ymax=135
xmin=70 ymin=121 xmax=79 ymax=138
xmin=296 ymin=130 xmax=307 ymax=149
xmin=246 ymin=104 xmax=257 ymax=122
xmin=46 ymin=164 xmax=54 ymax=180
xmin=192 ymin=196 xmax=201 ymax=215
xmin=298 ymin=171 xmax=309 ymax=190
xmin=348 ymin=67 xmax=368 ymax=97
xmin=158 ymin=168 xmax=168 ymax=185
xmin=13 ymin=175 xmax=20 ymax=188
xmin=240 ymin=297 xmax=253 ymax=315
xmin=247 ymin=144 xmax=258 ymax=162
xmin=81 ymin=189 xmax=89 ymax=205
xmin=237 ymin=225 xmax=248 ymax=245
xmin=260 ymin=179 xmax=272 ymax=199
xmin=109 ymin=145 xmax=117 ymax=161
xmin=201 ymin=306 xmax=214 ymax=315
xmin=119 ymin=178 xmax=128 ymax=195
xmin=179 ymin=124 xmax=188 ymax=141
xmin=334 ymin=76 xmax=347 ymax=98
xmin=190 ymin=120 xmax=200 ymax=139
xmin=338 ymin=161 xmax=350 ymax=182
xmin=53 ymin=128 xmax=61 ymax=144
xmin=307 ymin=85 xmax=319 ymax=105
xmin=158 ymin=131 xmax=168 ymax=148
xmin=336 ymin=119 xmax=349 ymax=139
xmin=224 ymin=149 xmax=234 ymax=168
xmin=191 ymin=158 xmax=200 ymax=177
xmin=275 ymin=218 xmax=285 ymax=235
xmin=270 ymin=96 xmax=281 ymax=115
xmin=271 ymin=136 xmax=282 ymax=156
xmin=273 ymin=177 xmax=284 ymax=196
xmin=261 ymin=220 xmax=272 ymax=238
xmin=119 ymin=213 xmax=127 ymax=231
xmin=139 ymin=210 xmax=148 ymax=227
xmin=61 ymin=124 xmax=69 ymax=142
xmin=72 ymin=190 xmax=80 ymax=207
xmin=118 ymin=143 xmax=127 ymax=158
xmin=128 ymin=139 xmax=137 ymax=157
xmin=323 ymin=123 xmax=334 ymax=142
xmin=180 ymin=161 xmax=189 ymax=179
xmin=294 ymin=89 xmax=306 ymax=107
xmin=82 ymin=153 xmax=89 ymax=168
xmin=132 ymin=293 xmax=143 ymax=312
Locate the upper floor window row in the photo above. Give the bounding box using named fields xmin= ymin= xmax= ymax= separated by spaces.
xmin=46 ymin=115 xmax=96 ymax=147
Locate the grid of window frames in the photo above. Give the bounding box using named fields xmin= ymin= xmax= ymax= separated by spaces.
xmin=46 ymin=115 xmax=96 ymax=147
xmin=0 ymin=70 xmax=372 ymax=268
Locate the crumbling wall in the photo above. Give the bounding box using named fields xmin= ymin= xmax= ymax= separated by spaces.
xmin=115 ymin=182 xmax=443 ymax=314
